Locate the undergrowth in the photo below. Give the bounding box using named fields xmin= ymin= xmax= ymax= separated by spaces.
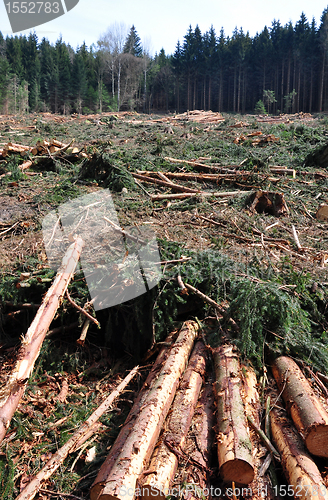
xmin=155 ymin=243 xmax=328 ymax=371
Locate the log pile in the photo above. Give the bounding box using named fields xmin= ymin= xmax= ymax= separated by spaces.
xmin=9 ymin=306 xmax=328 ymax=500
xmin=0 ymin=138 xmax=87 ymax=171
xmin=172 ymin=110 xmax=225 ymax=123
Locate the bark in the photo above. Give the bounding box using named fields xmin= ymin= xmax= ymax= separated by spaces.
xmin=0 ymin=237 xmax=84 ymax=445
xmin=272 ymin=356 xmax=328 ymax=457
xmin=213 ymin=345 xmax=254 ymax=485
xmin=242 ymin=367 xmax=275 ymax=500
xmin=141 ymin=341 xmax=207 ymax=499
xmin=16 ymin=366 xmax=139 ymax=500
xmin=90 ymin=330 xmax=179 ymax=500
xmin=91 ymin=321 xmax=199 ymax=500
xmin=271 ymin=407 xmax=328 ymax=500
xmin=180 ymin=373 xmax=216 ymax=500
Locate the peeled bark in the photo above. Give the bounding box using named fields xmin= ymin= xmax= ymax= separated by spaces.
xmin=141 ymin=341 xmax=207 ymax=500
xmin=91 ymin=320 xmax=199 ymax=500
xmin=272 ymin=356 xmax=328 ymax=457
xmin=0 ymin=237 xmax=84 ymax=445
xmin=213 ymin=345 xmax=254 ymax=485
xmin=90 ymin=330 xmax=178 ymax=500
xmin=271 ymin=408 xmax=328 ymax=500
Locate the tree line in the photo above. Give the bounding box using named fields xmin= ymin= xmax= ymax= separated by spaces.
xmin=1 ymin=8 xmax=328 ymax=115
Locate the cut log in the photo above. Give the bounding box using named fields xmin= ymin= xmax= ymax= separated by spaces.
xmin=91 ymin=320 xmax=199 ymax=500
xmin=179 ymin=374 xmax=216 ymax=500
xmin=272 ymin=356 xmax=328 ymax=457
xmin=90 ymin=330 xmax=179 ymax=500
xmin=213 ymin=345 xmax=254 ymax=485
xmin=151 ymin=191 xmax=247 ymax=202
xmin=242 ymin=366 xmax=275 ymax=500
xmin=141 ymin=341 xmax=207 ymax=500
xmin=0 ymin=237 xmax=84 ymax=445
xmin=132 ymin=172 xmax=201 ymax=194
xmin=271 ymin=407 xmax=328 ymax=500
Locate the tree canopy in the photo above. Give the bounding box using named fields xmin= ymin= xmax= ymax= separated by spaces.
xmin=1 ymin=11 xmax=328 ymax=114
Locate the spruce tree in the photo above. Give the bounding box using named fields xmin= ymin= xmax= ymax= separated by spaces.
xmin=123 ymin=25 xmax=142 ymax=57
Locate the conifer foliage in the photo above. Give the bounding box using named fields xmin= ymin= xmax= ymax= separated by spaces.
xmin=2 ymin=9 xmax=328 ymax=114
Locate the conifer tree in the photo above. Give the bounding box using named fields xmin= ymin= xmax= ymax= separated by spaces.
xmin=123 ymin=25 xmax=142 ymax=57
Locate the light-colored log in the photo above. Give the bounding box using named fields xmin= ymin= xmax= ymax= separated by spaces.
xmin=213 ymin=345 xmax=254 ymax=485
xmin=90 ymin=330 xmax=178 ymax=500
xmin=0 ymin=237 xmax=84 ymax=445
xmin=141 ymin=341 xmax=207 ymax=500
xmin=92 ymin=321 xmax=199 ymax=500
xmin=272 ymin=356 xmax=328 ymax=457
xmin=271 ymin=407 xmax=328 ymax=500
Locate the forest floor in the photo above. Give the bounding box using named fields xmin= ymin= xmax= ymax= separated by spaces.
xmin=1 ymin=110 xmax=328 ymax=499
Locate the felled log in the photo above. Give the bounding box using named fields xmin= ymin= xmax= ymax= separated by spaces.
xmin=242 ymin=367 xmax=275 ymax=500
xmin=151 ymin=190 xmax=247 ymax=202
xmin=271 ymin=407 xmax=328 ymax=500
xmin=141 ymin=341 xmax=207 ymax=499
xmin=2 ymin=142 xmax=32 ymax=157
xmin=213 ymin=345 xmax=254 ymax=485
xmin=132 ymin=172 xmax=201 ymax=194
xmin=90 ymin=330 xmax=179 ymax=500
xmin=16 ymin=366 xmax=139 ymax=500
xmin=0 ymin=237 xmax=84 ymax=445
xmin=180 ymin=374 xmax=215 ymax=500
xmin=271 ymin=356 xmax=328 ymax=457
xmin=91 ymin=320 xmax=199 ymax=500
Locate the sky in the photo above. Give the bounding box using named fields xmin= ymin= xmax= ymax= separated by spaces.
xmin=0 ymin=0 xmax=328 ymax=55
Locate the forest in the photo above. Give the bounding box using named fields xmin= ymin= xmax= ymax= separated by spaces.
xmin=1 ymin=8 xmax=328 ymax=115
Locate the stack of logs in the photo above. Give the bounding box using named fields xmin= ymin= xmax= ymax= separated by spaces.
xmin=0 ymin=138 xmax=86 ymax=171
xmin=87 ymin=321 xmax=328 ymax=500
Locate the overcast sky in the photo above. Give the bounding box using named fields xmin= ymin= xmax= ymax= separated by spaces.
xmin=1 ymin=0 xmax=328 ymax=55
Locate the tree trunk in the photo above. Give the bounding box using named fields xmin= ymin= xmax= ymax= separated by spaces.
xmin=175 ymin=372 xmax=215 ymax=500
xmin=0 ymin=237 xmax=84 ymax=445
xmin=242 ymin=366 xmax=275 ymax=500
xmin=141 ymin=341 xmax=207 ymax=499
xmin=271 ymin=356 xmax=328 ymax=457
xmin=91 ymin=320 xmax=199 ymax=500
xmin=90 ymin=330 xmax=179 ymax=500
xmin=271 ymin=407 xmax=328 ymax=500
xmin=213 ymin=345 xmax=254 ymax=485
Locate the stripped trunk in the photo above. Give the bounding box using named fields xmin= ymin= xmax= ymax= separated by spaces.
xmin=271 ymin=407 xmax=328 ymax=500
xmin=181 ymin=372 xmax=215 ymax=500
xmin=272 ymin=356 xmax=328 ymax=457
xmin=0 ymin=238 xmax=84 ymax=445
xmin=213 ymin=345 xmax=254 ymax=485
xmin=141 ymin=341 xmax=207 ymax=499
xmin=91 ymin=320 xmax=199 ymax=500
xmin=90 ymin=329 xmax=179 ymax=500
xmin=242 ymin=367 xmax=274 ymax=500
